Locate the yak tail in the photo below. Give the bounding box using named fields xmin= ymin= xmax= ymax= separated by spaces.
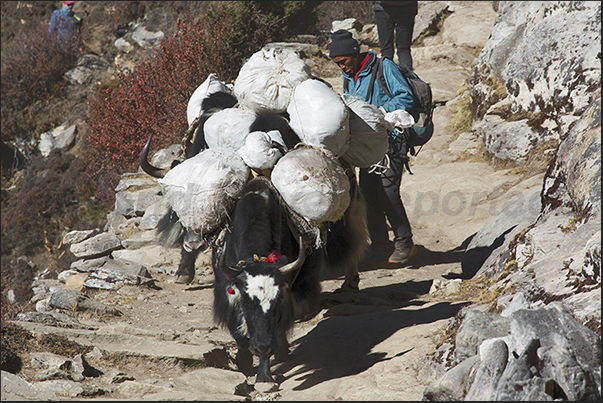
xmin=156 ymin=208 xmax=184 ymax=248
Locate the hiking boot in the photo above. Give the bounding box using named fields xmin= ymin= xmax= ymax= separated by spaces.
xmin=388 ymin=244 xmax=417 ymax=264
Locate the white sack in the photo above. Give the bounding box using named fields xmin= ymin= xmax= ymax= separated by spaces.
xmin=234 ymin=47 xmax=312 ymax=114
xmin=238 ymin=130 xmax=286 ymax=170
xmin=341 ymin=94 xmax=389 ymax=168
xmin=272 ymin=146 xmax=350 ymax=223
xmin=384 ymin=109 xmax=415 ymax=130
xmin=287 ymin=79 xmax=351 ymax=157
xmin=204 ymin=108 xmax=257 ymax=151
xmin=158 ymin=148 xmax=250 ymax=234
xmin=186 ymin=74 xmax=231 ymax=126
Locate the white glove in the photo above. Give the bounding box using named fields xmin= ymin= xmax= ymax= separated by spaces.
xmin=383 ymin=109 xmax=415 ymax=130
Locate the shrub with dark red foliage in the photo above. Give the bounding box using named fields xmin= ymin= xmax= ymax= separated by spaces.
xmin=85 ymin=4 xmax=237 ymax=205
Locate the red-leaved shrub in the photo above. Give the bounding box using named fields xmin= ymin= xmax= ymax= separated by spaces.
xmin=85 ymin=4 xmax=239 ymax=205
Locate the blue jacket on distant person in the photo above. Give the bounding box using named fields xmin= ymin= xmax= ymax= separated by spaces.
xmin=49 ymin=2 xmax=83 ymax=48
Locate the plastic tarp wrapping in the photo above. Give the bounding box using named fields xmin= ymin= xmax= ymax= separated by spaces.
xmin=340 ymin=94 xmax=390 ymax=168
xmin=238 ymin=130 xmax=286 ymax=170
xmin=204 ymin=108 xmax=258 ymax=151
xmin=158 ymin=148 xmax=250 ymax=234
xmin=271 ymin=146 xmax=350 ymax=223
xmin=287 ymin=79 xmax=351 ymax=157
xmin=186 ymin=74 xmax=231 ymax=126
xmin=234 ymin=47 xmax=312 ymax=114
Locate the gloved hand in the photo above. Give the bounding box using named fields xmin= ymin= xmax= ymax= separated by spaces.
xmin=383 ymin=109 xmax=415 ymax=130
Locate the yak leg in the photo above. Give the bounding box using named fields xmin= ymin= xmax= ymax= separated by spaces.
xmin=175 ymin=247 xmax=199 ymax=284
xmin=233 ymin=336 xmax=254 ymax=377
xmin=256 ymin=355 xmax=275 ymax=383
xmin=341 ymin=263 xmax=360 ymax=291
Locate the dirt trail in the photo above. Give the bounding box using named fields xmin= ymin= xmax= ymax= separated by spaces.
xmin=12 ymin=3 xmax=547 ymax=401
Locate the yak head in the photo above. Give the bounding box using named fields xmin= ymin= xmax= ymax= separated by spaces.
xmin=219 ymin=235 xmax=306 ymax=358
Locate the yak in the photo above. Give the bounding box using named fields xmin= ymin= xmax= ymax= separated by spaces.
xmin=141 ymin=91 xmax=302 ymax=284
xmin=214 ymin=174 xmax=367 ymax=382
xmin=140 ymin=91 xmax=369 ymax=382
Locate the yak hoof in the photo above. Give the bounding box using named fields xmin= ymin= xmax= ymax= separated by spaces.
xmin=175 ymin=274 xmax=194 ymax=284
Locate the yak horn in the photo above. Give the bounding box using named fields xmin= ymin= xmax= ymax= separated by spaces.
xmin=140 ymin=134 xmax=170 ymax=178
xmin=219 ymin=243 xmax=243 ymax=278
xmin=279 ymin=234 xmax=307 ymax=276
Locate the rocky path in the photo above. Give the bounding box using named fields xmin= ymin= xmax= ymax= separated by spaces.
xmin=4 ymin=2 xmax=549 ymax=401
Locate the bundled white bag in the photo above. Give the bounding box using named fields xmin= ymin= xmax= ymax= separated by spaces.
xmin=234 ymin=47 xmax=312 ymax=114
xmin=287 ymin=79 xmax=351 ymax=157
xmin=186 ymin=74 xmax=232 ymax=126
xmin=341 ymin=94 xmax=389 ymax=168
xmin=158 ymin=148 xmax=250 ymax=234
xmin=204 ymin=108 xmax=257 ymax=151
xmin=238 ymin=130 xmax=286 ymax=170
xmin=271 ymin=146 xmax=350 ymax=223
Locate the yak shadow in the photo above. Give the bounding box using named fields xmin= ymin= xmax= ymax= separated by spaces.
xmin=274 ymin=299 xmax=467 ymax=390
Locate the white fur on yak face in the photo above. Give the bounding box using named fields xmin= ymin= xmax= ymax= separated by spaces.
xmin=245 ymin=274 xmax=279 ymax=313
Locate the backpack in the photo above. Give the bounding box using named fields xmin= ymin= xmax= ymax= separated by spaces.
xmin=369 ymin=57 xmax=435 ymax=152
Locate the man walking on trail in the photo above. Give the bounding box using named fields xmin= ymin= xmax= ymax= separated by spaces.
xmin=329 ymin=29 xmax=419 ymax=265
xmin=49 ymin=1 xmax=84 ymax=53
xmin=373 ymin=1 xmax=418 ymax=71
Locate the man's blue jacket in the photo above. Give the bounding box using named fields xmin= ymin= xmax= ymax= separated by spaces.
xmin=342 ymin=50 xmax=433 ymax=141
xmin=341 ymin=51 xmax=414 ymax=114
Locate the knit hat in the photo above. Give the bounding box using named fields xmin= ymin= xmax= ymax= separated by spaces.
xmin=329 ymin=29 xmax=360 ymax=58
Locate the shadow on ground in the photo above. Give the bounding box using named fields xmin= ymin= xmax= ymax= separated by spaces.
xmin=274 ymin=300 xmax=467 ymax=390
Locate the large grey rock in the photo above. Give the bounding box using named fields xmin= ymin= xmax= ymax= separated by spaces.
xmin=463 ymin=187 xmax=541 ymax=279
xmin=30 ymin=352 xmax=70 ymax=370
xmin=471 ymin=1 xmax=601 ymax=162
xmin=440 ymin=1 xmax=496 ymax=48
xmin=150 ymin=144 xmax=183 ymax=169
xmin=70 ymin=233 xmax=122 ymax=259
xmin=139 ymin=198 xmax=171 ymax=230
xmin=62 ymin=229 xmax=96 ymax=245
xmin=455 ymin=310 xmax=510 ymax=363
xmin=115 ymin=186 xmax=163 ymax=218
xmin=131 ymin=24 xmax=164 ymax=49
xmin=421 ymin=355 xmax=480 ymax=401
xmin=413 ymin=1 xmax=450 ymax=42
xmin=48 ymin=288 xmax=121 ymax=315
xmin=508 ymin=303 xmax=600 ymax=382
xmin=114 ymin=172 xmax=159 ymax=193
xmin=493 ymin=338 xmax=547 ymax=400
xmin=464 ymin=338 xmax=509 ymax=401
xmin=120 ymin=229 xmax=158 ymax=249
xmin=543 ymin=97 xmax=601 ymax=219
xmin=111 ymin=244 xmax=181 ymax=269
xmin=65 ymin=54 xmax=111 ymax=85
xmin=1 ymin=370 xmax=58 ymax=401
xmin=38 ymin=124 xmax=77 ymax=157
